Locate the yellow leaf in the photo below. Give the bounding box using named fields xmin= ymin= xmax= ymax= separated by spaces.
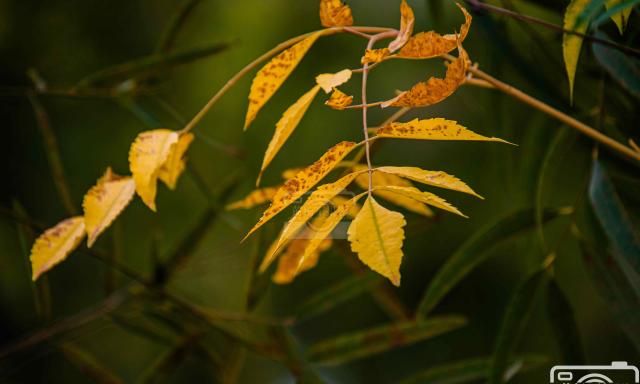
xmin=158 ymin=133 xmax=194 ymax=190
xmin=282 ymin=167 xmax=304 ymax=180
xmin=330 ymin=195 xmax=361 ymax=218
xmin=244 ymin=141 xmax=357 ymax=240
xmin=398 ymin=4 xmax=472 ymax=59
xmin=295 ymin=194 xmax=365 ymax=276
xmin=382 ymin=46 xmax=469 ymax=107
xmin=128 ymin=129 xmax=179 ymax=211
xmin=563 ymin=0 xmax=590 ymax=102
xmin=375 ymin=166 xmax=482 ymax=198
xmin=30 ymin=216 xmax=86 ymax=280
xmin=319 ymin=0 xmax=354 ymax=27
xmin=605 ymin=0 xmax=632 ymax=34
xmin=388 ymin=0 xmax=415 ymax=53
xmin=348 ymin=196 xmax=406 ymax=286
xmin=353 ymin=165 xmax=433 ymax=217
xmin=376 ymin=185 xmax=467 ymax=217
xmin=272 ymin=213 xmax=333 ymax=284
xmin=361 ymin=48 xmax=391 ymax=65
xmin=258 ymin=85 xmax=321 ymax=185
xmin=83 ymin=168 xmax=136 ymax=247
xmin=316 ymin=69 xmax=352 ymax=93
xmin=326 ymin=88 xmax=354 ymax=110
xmin=260 ymin=171 xmax=362 ymax=272
xmin=245 ymin=32 xmax=322 ymax=130
xmin=225 ymin=187 xmax=278 ymax=210
xmin=376 ymin=118 xmax=510 ymax=143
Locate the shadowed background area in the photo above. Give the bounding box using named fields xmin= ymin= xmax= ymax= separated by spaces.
xmin=1 ymin=0 xmax=639 ymax=383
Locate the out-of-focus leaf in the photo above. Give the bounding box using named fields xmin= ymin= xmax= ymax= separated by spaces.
xmin=225 ymin=187 xmax=278 ymax=210
xmin=307 ymin=316 xmax=467 ymax=365
xmin=296 ymin=272 xmax=383 ymax=320
xmin=375 ymin=186 xmax=466 ymax=217
xmin=348 ymin=196 xmax=406 ymax=286
xmin=488 ymin=266 xmax=550 ymax=384
xmin=315 ymin=69 xmax=352 ymax=93
xmin=139 ymin=336 xmax=197 ymax=384
xmin=563 ymin=0 xmax=591 ymax=102
xmin=76 ymin=43 xmax=230 ymax=88
xmin=388 ymin=0 xmax=415 ymax=53
xmin=547 ymin=279 xmax=585 ymax=364
xmin=30 ymin=216 xmax=86 ymax=280
xmin=592 ymin=30 xmax=640 ymax=99
xmin=60 ymin=344 xmax=123 ymax=384
xmin=601 ymin=0 xmax=637 ymax=32
xmin=397 ymin=355 xmax=548 ymax=384
xmin=417 ymin=208 xmax=563 ymax=317
xmin=244 ymin=32 xmax=322 ymax=130
xmin=589 ymin=160 xmax=640 ymax=293
xmin=376 ymin=118 xmax=509 ymax=143
xmin=319 ymin=0 xmax=353 ymax=27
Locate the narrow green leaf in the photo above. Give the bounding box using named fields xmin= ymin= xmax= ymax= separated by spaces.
xmin=307 ymin=316 xmax=467 ymax=365
xmin=296 ymin=272 xmax=383 ymax=320
xmin=595 ymin=0 xmax=639 ymax=29
xmin=60 ymin=343 xmax=123 ymax=384
xmin=417 ymin=208 xmax=563 ymax=317
xmin=397 ymin=355 xmax=548 ymax=384
xmin=589 ymin=160 xmax=640 ymax=293
xmin=488 ymin=267 xmax=550 ymax=384
xmin=563 ymin=0 xmax=592 ymax=102
xmin=592 ymin=31 xmax=640 ymax=99
xmin=547 ymin=279 xmax=585 ymax=364
xmin=76 ymin=42 xmax=230 ymax=88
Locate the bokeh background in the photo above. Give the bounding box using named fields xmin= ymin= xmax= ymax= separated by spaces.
xmin=1 ymin=0 xmax=639 ymax=383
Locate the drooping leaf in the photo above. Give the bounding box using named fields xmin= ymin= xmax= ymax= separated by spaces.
xmin=592 ymin=30 xmax=640 ymax=99
xmin=260 ymin=171 xmax=361 ymax=271
xmin=244 ymin=141 xmax=357 ymax=240
xmin=388 ymin=0 xmax=416 ymax=53
xmin=30 ymin=216 xmax=86 ymax=280
xmin=563 ymin=0 xmax=591 ymax=102
xmin=375 ymin=186 xmax=466 ymax=217
xmin=376 ymin=166 xmax=482 ymax=198
xmin=376 ymin=118 xmax=510 ymax=143
xmin=244 ymin=31 xmax=322 ymax=130
xmin=348 ymin=196 xmax=406 ymax=286
xmin=315 ymin=69 xmax=352 ymax=93
xmin=488 ymin=267 xmax=550 ymax=384
xmin=258 ymin=85 xmax=321 ymax=184
xmin=417 ymin=208 xmax=563 ymax=317
xmin=158 ymin=132 xmax=194 ymax=190
xmin=547 ymin=279 xmax=585 ymax=364
xmin=83 ymin=168 xmax=136 ymax=247
xmin=128 ymin=129 xmax=179 ymax=211
xmin=319 ymin=0 xmax=354 ymax=27
xmin=604 ymin=0 xmax=634 ymax=33
xmin=588 ymin=160 xmax=640 ymax=288
xmin=325 ymin=88 xmax=354 ymax=109
xmin=361 ymin=48 xmax=391 ymax=64
xmin=397 ymin=4 xmax=472 ymax=59
xmin=382 ymin=46 xmax=469 ymax=107
xmin=398 ymin=355 xmax=548 ymax=384
xmin=353 ymin=166 xmax=434 ymax=217
xmin=225 ymin=187 xmax=278 ymax=210
xmin=296 ymin=273 xmax=383 ymax=319
xmin=307 ymin=316 xmax=467 ymax=365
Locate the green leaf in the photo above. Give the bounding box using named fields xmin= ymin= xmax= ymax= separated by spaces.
xmin=563 ymin=0 xmax=592 ymax=102
xmin=546 ymin=279 xmax=585 ymax=364
xmin=296 ymin=272 xmax=383 ymax=320
xmin=417 ymin=208 xmax=563 ymax=317
xmin=595 ymin=0 xmax=639 ymax=31
xmin=592 ymin=31 xmax=640 ymax=99
xmin=307 ymin=316 xmax=467 ymax=365
xmin=589 ymin=160 xmax=640 ymax=293
xmin=488 ymin=267 xmax=550 ymax=384
xmin=397 ymin=355 xmax=548 ymax=384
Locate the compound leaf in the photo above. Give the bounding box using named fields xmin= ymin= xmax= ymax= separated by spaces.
xmin=376 ymin=166 xmax=482 ymax=198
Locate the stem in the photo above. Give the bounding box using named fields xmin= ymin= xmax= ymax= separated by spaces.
xmin=180 ymin=26 xmax=393 ymax=134
xmin=449 ymin=54 xmax=640 ymax=165
xmin=465 ymin=0 xmax=640 ymax=58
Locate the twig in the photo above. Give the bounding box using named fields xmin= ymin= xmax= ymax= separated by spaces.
xmin=27 ymin=93 xmax=78 ymax=215
xmin=156 ymin=0 xmax=204 ymax=53
xmin=449 ymin=54 xmax=640 ymax=165
xmin=464 ymin=0 xmax=640 ymax=58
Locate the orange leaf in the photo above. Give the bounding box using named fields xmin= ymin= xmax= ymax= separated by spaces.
xmin=319 ymin=0 xmax=354 ymax=27
xmin=325 ymin=88 xmax=354 ymax=110
xmin=388 ymin=0 xmax=415 ymax=53
xmin=225 ymin=187 xmax=278 ymax=210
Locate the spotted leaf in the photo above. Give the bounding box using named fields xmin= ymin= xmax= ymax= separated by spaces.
xmin=376 ymin=118 xmax=510 ymax=143
xmin=388 ymin=0 xmax=415 ymax=53
xmin=375 ymin=185 xmax=466 ymax=217
xmin=319 ymin=0 xmax=354 ymax=27
xmin=326 ymin=88 xmax=354 ymax=110
xmin=30 ymin=216 xmax=86 ymax=280
xmin=375 ymin=166 xmax=481 ymax=198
